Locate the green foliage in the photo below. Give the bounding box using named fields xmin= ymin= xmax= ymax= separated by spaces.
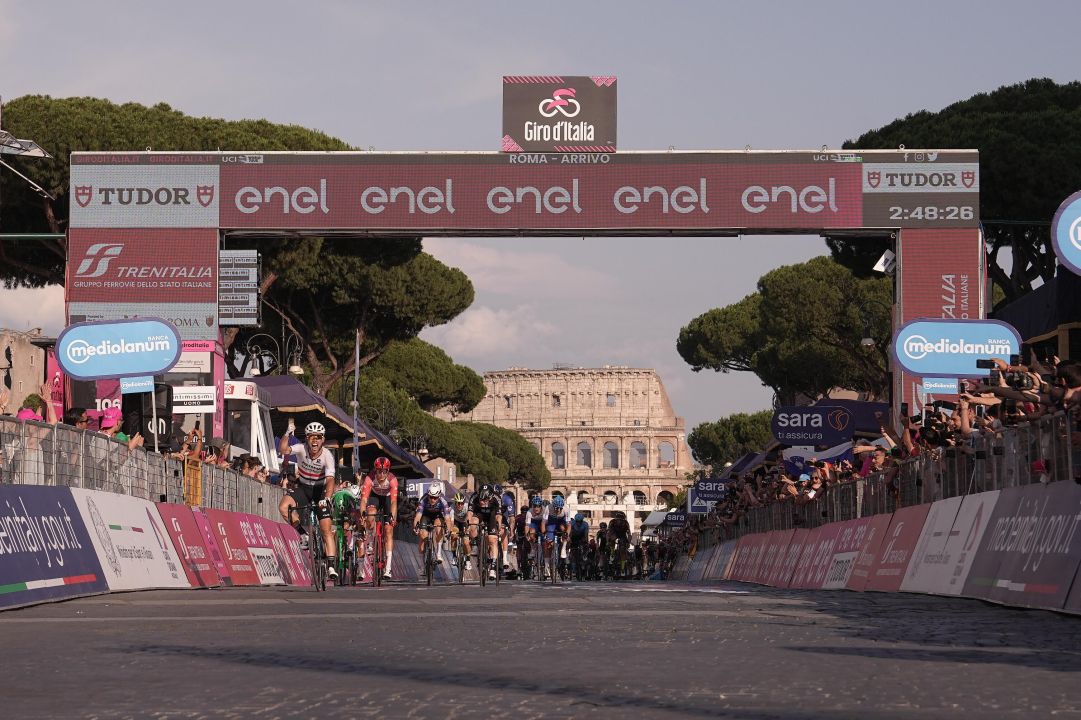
xmin=454 ymin=422 xmax=551 ymax=490
xmin=687 ymin=410 xmax=773 ymax=469
xmin=831 ymin=78 xmax=1081 ymax=303
xmin=678 ymin=256 xmax=891 ymax=403
xmin=363 ymin=338 xmax=485 ymax=413
xmin=0 ymin=95 xmax=353 ymax=287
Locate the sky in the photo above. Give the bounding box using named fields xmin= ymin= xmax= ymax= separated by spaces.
xmin=0 ymin=0 xmax=1078 ymax=430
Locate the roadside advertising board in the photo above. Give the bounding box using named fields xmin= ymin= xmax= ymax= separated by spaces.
xmin=236 ymin=513 xmax=289 ymax=586
xmin=69 ymin=489 xmax=189 ymax=590
xmin=56 ymin=318 xmax=182 ymax=381
xmin=0 ymin=485 xmax=109 ymax=609
xmin=892 ymin=319 xmax=1021 ymax=378
xmin=899 ymin=496 xmax=965 ymax=594
xmin=802 ymin=522 xmax=846 ymax=589
xmin=821 ymin=517 xmax=876 ymax=590
xmin=845 ymin=513 xmax=895 ymax=591
xmin=787 ymin=527 xmax=823 ymax=589
xmin=273 ymin=523 xmax=313 ymax=587
xmin=863 ymin=504 xmax=932 ymax=593
xmin=770 ymin=528 xmax=810 ymax=588
xmin=199 ymin=507 xmax=260 ymax=586
xmin=191 ymin=507 xmax=232 ymax=585
xmin=757 ymin=530 xmax=794 ymax=586
xmin=962 ymin=481 xmax=1081 ymax=609
xmin=155 ymin=502 xmax=221 ymax=588
xmin=688 ymin=477 xmax=728 ymax=514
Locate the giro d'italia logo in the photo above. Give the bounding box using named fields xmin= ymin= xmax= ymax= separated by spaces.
xmin=538 ymin=88 xmax=580 ymax=118
xmin=1052 ymin=190 xmax=1081 ymax=276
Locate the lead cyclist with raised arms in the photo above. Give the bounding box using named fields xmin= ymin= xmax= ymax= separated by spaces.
xmin=278 ymin=420 xmax=338 ymax=579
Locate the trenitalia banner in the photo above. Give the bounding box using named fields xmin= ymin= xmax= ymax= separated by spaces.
xmin=0 ymin=485 xmax=109 ymax=609
xmin=891 ymin=319 xmax=1021 ymax=378
xmin=1051 ymin=190 xmax=1081 ymax=276
xmin=55 ymin=318 xmax=181 ymax=381
xmin=69 ymin=151 xmax=980 ymax=232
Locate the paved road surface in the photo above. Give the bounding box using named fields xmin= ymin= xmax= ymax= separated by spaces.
xmin=3 ymin=580 xmax=1080 ymax=719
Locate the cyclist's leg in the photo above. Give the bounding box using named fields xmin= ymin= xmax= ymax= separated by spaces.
xmin=279 ymin=493 xmax=298 ymax=527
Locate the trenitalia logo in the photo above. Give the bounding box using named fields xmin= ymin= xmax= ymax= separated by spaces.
xmin=892 ymin=319 xmax=1021 ymax=377
xmin=74 ymin=243 xmax=124 ymax=278
xmin=56 ymin=318 xmax=181 ymax=381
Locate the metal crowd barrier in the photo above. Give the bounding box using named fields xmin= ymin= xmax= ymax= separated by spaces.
xmin=0 ymin=417 xmax=283 ymax=520
xmin=696 ymin=412 xmax=1075 ymax=551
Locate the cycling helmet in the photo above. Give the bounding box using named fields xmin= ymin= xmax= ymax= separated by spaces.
xmin=304 ymin=422 xmax=325 ymax=437
xmin=478 ymin=484 xmax=494 ymax=500
xmin=520 ymin=505 xmax=529 ymax=514
xmin=428 ymin=484 xmax=443 ymax=498
xmin=331 ymin=489 xmax=355 ymax=517
xmin=453 ymin=492 xmax=465 ymax=504
xmin=530 ymin=496 xmax=544 ymax=507
xmin=374 ymin=456 xmax=391 ymax=470
xmin=599 ymin=522 xmax=608 ymax=529
xmin=574 ymin=513 xmax=584 ymax=522
xmin=551 ymin=496 xmax=565 ymax=510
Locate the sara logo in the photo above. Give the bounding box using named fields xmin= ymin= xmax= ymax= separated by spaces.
xmin=892 ymin=319 xmax=1021 ymax=377
xmin=72 ymin=185 xmax=216 ymax=208
xmin=538 ymin=88 xmax=580 ymax=118
xmin=74 ymin=243 xmax=124 ymax=278
xmin=827 ymin=408 xmax=851 ymax=433
xmin=1051 ymin=190 xmax=1081 ymax=276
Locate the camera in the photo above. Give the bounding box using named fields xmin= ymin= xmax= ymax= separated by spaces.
xmin=1005 ymin=371 xmax=1035 ymax=391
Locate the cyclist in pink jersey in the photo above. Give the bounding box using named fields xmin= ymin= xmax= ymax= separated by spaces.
xmin=359 ymin=456 xmax=399 ymax=578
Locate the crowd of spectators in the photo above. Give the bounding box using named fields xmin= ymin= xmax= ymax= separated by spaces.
xmin=675 ymin=355 xmax=1081 ymax=553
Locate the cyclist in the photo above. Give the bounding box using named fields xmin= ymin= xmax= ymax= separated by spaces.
xmin=449 ymin=492 xmax=472 ymax=571
xmin=568 ymin=512 xmax=590 ymax=578
xmin=331 ymin=479 xmax=363 ymax=580
xmin=609 ymin=511 xmax=632 ymax=578
xmin=278 ymin=420 xmax=338 ymax=579
xmin=467 ymin=483 xmax=502 ymax=581
xmin=494 ymin=483 xmax=513 ymax=572
xmin=413 ymin=484 xmax=451 ymax=565
xmin=513 ymin=504 xmax=530 ymax=578
xmin=359 ymin=456 xmax=398 ymax=578
xmin=524 ymin=495 xmax=548 ymax=577
xmin=595 ymin=521 xmax=610 ymax=579
xmin=545 ymin=496 xmax=569 ymax=575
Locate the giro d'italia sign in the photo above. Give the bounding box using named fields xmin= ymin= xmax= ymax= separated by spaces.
xmin=56 ymin=318 xmax=181 ymax=381
xmin=892 ymin=319 xmax=1021 ymax=378
xmin=1052 ymin=190 xmax=1081 ymax=276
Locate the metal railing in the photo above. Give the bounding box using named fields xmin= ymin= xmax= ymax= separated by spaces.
xmin=694 ymin=412 xmax=1076 ymax=550
xmin=0 ymin=417 xmax=283 ymax=520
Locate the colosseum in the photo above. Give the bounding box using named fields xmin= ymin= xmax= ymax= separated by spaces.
xmin=440 ymin=365 xmax=692 ymax=535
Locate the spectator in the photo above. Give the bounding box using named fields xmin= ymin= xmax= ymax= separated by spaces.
xmin=100 ymin=407 xmax=144 ymax=451
xmin=204 ymin=437 xmax=229 ymax=466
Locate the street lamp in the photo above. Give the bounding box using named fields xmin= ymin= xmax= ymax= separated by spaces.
xmin=244 ymin=331 xmax=303 ymax=376
xmin=391 ymin=427 xmax=429 ymax=462
xmin=855 ymin=298 xmax=893 ymax=350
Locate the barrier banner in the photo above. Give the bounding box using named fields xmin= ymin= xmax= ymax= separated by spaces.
xmin=787 ymin=527 xmax=823 ymax=589
xmin=822 ymin=517 xmax=875 ymax=590
xmin=199 ymin=507 xmax=260 ymax=586
xmin=274 ymin=522 xmax=313 ymax=587
xmin=0 ymin=485 xmax=109 ymax=609
xmin=1065 ymin=561 xmax=1081 ymax=615
xmin=757 ymin=530 xmax=794 ymax=586
xmin=962 ymin=481 xmax=1081 ymax=609
xmin=747 ymin=531 xmax=774 ymax=584
xmin=234 ymin=514 xmax=286 ymax=586
xmin=846 ymin=514 xmax=895 ymax=591
xmin=155 ymin=502 xmax=221 ymax=588
xmin=900 ymin=496 xmax=965 ymax=594
xmin=687 ymin=540 xmax=713 ymax=579
xmin=863 ymin=503 xmax=932 ymax=592
xmin=739 ymin=533 xmax=769 ymax=583
xmin=705 ymin=539 xmax=738 ymax=581
xmin=803 ymin=522 xmax=846 ymax=589
xmin=728 ymin=534 xmax=760 ymax=582
xmin=770 ymin=528 xmax=810 ymax=588
xmin=69 ymin=489 xmax=189 ymax=590
xmin=191 ymin=506 xmax=232 ymax=586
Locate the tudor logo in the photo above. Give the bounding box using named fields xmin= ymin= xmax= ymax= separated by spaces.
xmin=866 ymin=171 xmax=880 ymax=189
xmin=75 ymin=185 xmax=93 ymax=208
xmin=197 ymin=185 xmax=215 ymax=208
xmin=961 ymin=171 xmax=975 ymax=189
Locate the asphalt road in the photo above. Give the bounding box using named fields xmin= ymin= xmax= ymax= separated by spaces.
xmin=3 ymin=579 xmax=1081 ymax=719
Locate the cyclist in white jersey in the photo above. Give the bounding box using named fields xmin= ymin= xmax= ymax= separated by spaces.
xmin=278 ymin=420 xmax=339 ymax=578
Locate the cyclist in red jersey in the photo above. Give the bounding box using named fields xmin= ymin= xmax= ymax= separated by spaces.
xmin=359 ymin=456 xmax=398 ymax=578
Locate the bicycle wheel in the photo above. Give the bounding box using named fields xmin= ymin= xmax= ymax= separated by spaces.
xmin=535 ymin=536 xmax=545 ymax=582
xmin=373 ymin=520 xmax=383 ymax=588
xmin=456 ymin=537 xmax=466 ymax=585
xmin=549 ymin=537 xmax=559 ymax=585
xmin=495 ymin=541 xmax=502 ymax=586
xmin=425 ymin=531 xmax=434 ymax=587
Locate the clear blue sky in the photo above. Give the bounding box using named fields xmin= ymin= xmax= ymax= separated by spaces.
xmin=1 ymin=0 xmax=1078 ymax=430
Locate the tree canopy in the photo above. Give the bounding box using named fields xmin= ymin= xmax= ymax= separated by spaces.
xmin=686 ymin=410 xmax=773 ymax=470
xmin=363 ymin=338 xmax=485 ymax=414
xmin=677 ymin=256 xmax=891 ymax=404
xmin=830 ymin=78 xmax=1081 ymax=306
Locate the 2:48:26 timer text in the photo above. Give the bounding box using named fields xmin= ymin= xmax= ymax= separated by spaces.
xmin=888 ymin=205 xmax=975 ymax=221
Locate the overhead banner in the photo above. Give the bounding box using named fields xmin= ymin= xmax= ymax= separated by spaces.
xmin=69 ymin=151 xmax=980 ymax=233
xmin=69 ymin=489 xmax=189 ymax=591
xmin=502 ymin=76 xmax=618 ymax=153
xmin=771 ymin=406 xmax=854 ymax=446
xmin=0 ymin=485 xmax=109 ymax=609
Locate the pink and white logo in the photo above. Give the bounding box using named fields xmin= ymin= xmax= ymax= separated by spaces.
xmin=74 ymin=243 xmax=124 ymax=278
xmin=539 ymin=88 xmax=580 ymax=118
